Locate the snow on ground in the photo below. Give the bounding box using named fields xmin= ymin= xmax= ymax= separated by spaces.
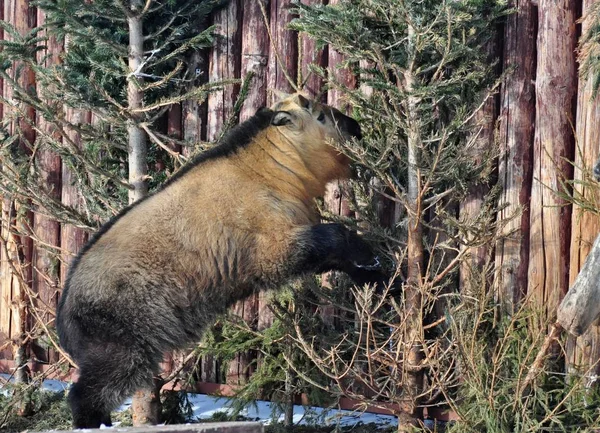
xmin=1 ymin=374 xmax=398 ymax=428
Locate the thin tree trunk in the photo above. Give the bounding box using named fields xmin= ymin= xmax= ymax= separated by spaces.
xmin=0 ymin=0 xmax=10 ymax=362
xmin=126 ymin=2 xmax=156 ymax=425
xmin=494 ymin=0 xmax=536 ymax=313
xmin=126 ymin=8 xmax=148 ymax=204
xmin=527 ymin=0 xmax=577 ymax=320
xmin=397 ymin=24 xmax=424 ymax=431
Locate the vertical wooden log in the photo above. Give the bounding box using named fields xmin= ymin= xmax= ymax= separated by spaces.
xmin=296 ymin=0 xmax=331 ymax=326
xmin=60 ymin=110 xmax=89 ymax=302
xmin=494 ymin=0 xmax=536 ymax=312
xmin=459 ymin=42 xmax=498 ymax=294
xmin=225 ymin=0 xmax=270 ymax=385
xmin=258 ymin=0 xmax=298 ymax=332
xmin=325 ymin=0 xmax=356 ymax=221
xmin=0 ymin=201 xmax=14 ymax=361
xmin=565 ymin=0 xmax=600 ymax=378
xmin=205 ymin=0 xmax=242 ymax=144
xmin=321 ymin=61 xmax=355 ymax=327
xmin=299 ymin=0 xmax=327 ymax=99
xmin=0 ymin=0 xmax=37 ymax=414
xmin=266 ymin=0 xmax=297 ymax=104
xmin=31 ymin=8 xmax=62 ymax=364
xmin=200 ymin=0 xmax=242 ymax=384
xmin=527 ymin=0 xmax=577 ymax=318
xmin=0 ymin=0 xmax=10 ymax=362
xmin=239 ymin=0 xmax=269 ymax=122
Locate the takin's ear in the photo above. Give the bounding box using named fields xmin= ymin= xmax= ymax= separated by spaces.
xmin=270 ymin=89 xmax=291 ymax=102
xmin=272 ymin=111 xmax=294 ymax=127
xmin=294 ymin=94 xmax=311 ymax=110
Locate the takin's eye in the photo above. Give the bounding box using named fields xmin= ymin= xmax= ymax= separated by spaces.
xmin=317 ymin=112 xmax=326 ymax=123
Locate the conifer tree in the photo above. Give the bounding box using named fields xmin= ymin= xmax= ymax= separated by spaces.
xmin=283 ymin=0 xmax=507 ymax=430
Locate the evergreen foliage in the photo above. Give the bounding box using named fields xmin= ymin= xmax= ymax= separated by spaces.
xmin=209 ymin=0 xmax=511 ymax=427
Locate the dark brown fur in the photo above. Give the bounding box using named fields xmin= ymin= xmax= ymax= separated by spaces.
xmin=57 ymin=94 xmax=385 ymax=428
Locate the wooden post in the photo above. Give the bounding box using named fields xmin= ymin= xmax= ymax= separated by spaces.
xmin=31 ymin=7 xmax=62 ymax=365
xmin=459 ymin=42 xmax=498 ymax=294
xmin=226 ymin=0 xmax=270 ymax=385
xmin=259 ymin=0 xmax=298 ymax=333
xmin=564 ymin=0 xmax=600 ymax=376
xmin=321 ymin=0 xmax=356 ymax=329
xmin=60 ymin=109 xmax=90 ymax=288
xmin=494 ymin=0 xmax=536 ymax=312
xmin=199 ymin=0 xmax=243 ymax=384
xmin=1 ymin=0 xmax=37 ymax=416
xmin=0 ymin=0 xmax=9 ymax=362
xmin=527 ymin=0 xmax=577 ymax=319
xmin=299 ymin=0 xmax=327 ymax=99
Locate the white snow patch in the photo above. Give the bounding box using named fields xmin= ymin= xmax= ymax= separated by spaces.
xmin=0 ymin=374 xmax=398 ymax=428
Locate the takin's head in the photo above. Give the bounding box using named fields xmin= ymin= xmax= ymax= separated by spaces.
xmin=268 ymin=92 xmax=362 ymax=183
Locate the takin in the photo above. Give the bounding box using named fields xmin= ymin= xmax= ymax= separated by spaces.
xmin=56 ymin=93 xmax=388 ymax=428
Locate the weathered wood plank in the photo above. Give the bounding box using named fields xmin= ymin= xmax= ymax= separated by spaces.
xmin=226 ymin=0 xmax=270 ymax=385
xmin=59 ymin=109 xmax=90 ymax=299
xmin=299 ymin=0 xmax=327 ymax=99
xmin=459 ymin=40 xmax=498 ymax=293
xmin=493 ymin=0 xmax=536 ymax=311
xmin=266 ymin=0 xmax=297 ymax=105
xmin=0 ymin=0 xmax=37 ymax=371
xmin=31 ymin=7 xmax=62 ymax=364
xmin=205 ymin=0 xmax=242 ymax=143
xmin=564 ymin=0 xmax=600 ymax=374
xmin=527 ymin=0 xmax=577 ymax=318
xmin=321 ymin=0 xmax=356 ymax=327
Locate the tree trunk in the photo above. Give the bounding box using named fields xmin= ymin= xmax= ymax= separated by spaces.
xmin=527 ymin=0 xmax=577 ymax=320
xmin=494 ymin=0 xmax=536 ymax=313
xmin=564 ymin=0 xmax=600 ymax=376
xmin=127 ymin=2 xmax=156 ymax=425
xmin=0 ymin=0 xmax=9 ymax=362
xmin=126 ymin=8 xmax=148 ymax=204
xmin=397 ymin=24 xmax=424 ymax=431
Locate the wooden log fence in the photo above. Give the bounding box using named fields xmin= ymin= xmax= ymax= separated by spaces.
xmin=1 ymin=0 xmax=600 ymax=418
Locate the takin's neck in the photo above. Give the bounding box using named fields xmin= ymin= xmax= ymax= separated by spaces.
xmin=235 ymin=129 xmax=338 ymax=201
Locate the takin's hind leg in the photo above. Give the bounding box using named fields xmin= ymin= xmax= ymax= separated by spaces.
xmin=69 ymin=345 xmax=158 ymax=428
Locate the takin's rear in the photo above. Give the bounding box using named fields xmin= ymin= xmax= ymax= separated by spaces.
xmin=57 ymin=93 xmax=387 ymax=428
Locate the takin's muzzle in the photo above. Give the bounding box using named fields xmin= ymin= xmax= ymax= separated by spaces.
xmin=328 ymin=107 xmax=362 ymax=141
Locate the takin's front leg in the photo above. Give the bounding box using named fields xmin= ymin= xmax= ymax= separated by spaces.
xmin=292 ymin=223 xmax=393 ymax=288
